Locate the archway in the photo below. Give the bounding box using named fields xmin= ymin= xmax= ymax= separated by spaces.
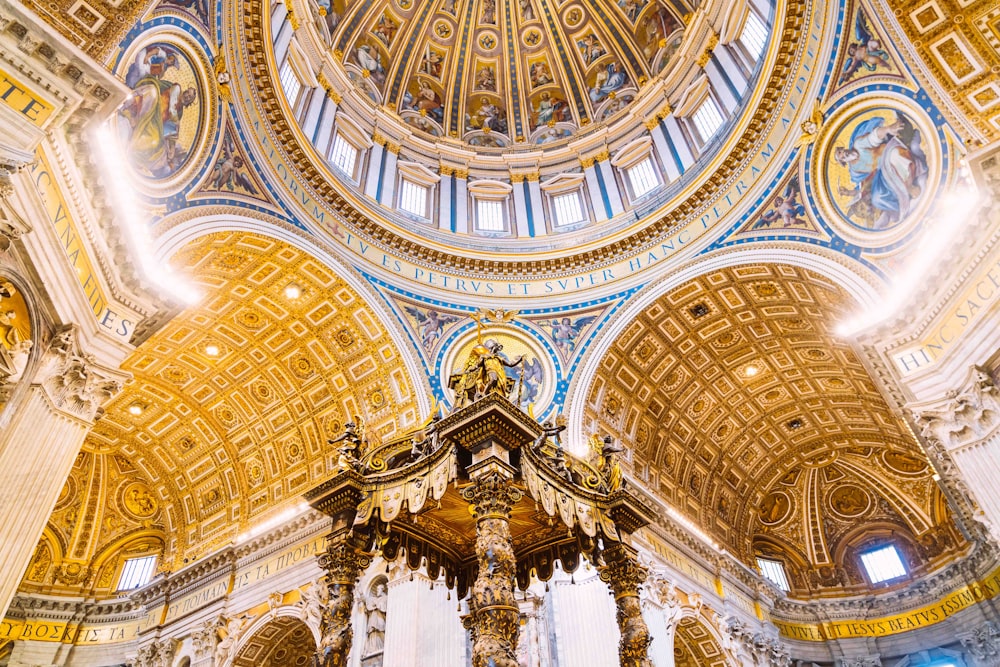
xmin=232 ymin=616 xmax=316 ymax=667
xmin=674 ymin=616 xmax=728 ymax=667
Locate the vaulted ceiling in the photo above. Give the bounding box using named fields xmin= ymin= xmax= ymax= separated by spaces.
xmin=581 ymin=264 xmax=965 ymax=591
xmin=32 ymin=232 xmax=422 ymax=581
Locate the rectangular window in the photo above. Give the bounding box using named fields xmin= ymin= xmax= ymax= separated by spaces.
xmin=692 ymin=97 xmax=725 ymax=144
xmin=552 ymin=192 xmax=585 ymax=227
xmin=626 ymin=157 xmax=659 ymax=199
xmin=117 ymin=555 xmax=157 ymax=591
xmin=756 ymin=558 xmax=790 ymax=592
xmin=399 ymin=179 xmax=429 ymax=218
xmin=279 ymin=61 xmax=302 ymax=106
xmin=741 ymin=11 xmax=768 ymax=59
xmin=860 ymin=545 xmax=907 ymax=584
xmin=329 ymin=134 xmax=358 ymax=178
xmin=476 ymin=199 xmax=505 ymax=232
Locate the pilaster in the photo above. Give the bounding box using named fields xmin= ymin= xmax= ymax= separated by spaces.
xmin=910 ymin=366 xmax=1000 ymax=542
xmin=0 ymin=325 xmax=128 ymax=619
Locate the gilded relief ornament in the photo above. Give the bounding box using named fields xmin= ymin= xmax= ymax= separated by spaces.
xmin=122 ymin=482 xmax=159 ymax=519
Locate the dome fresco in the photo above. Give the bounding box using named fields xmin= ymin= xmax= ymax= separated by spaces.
xmin=315 ymin=0 xmax=691 ymax=147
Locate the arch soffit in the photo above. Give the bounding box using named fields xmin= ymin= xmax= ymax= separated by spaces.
xmin=565 ymin=245 xmax=884 ymax=446
xmin=151 ymin=212 xmax=431 ymax=411
xmin=87 ymin=228 xmax=427 ymax=566
xmin=230 ymin=612 xmax=318 ymax=667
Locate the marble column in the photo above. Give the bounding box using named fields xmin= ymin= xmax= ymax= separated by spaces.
xmin=598 ymin=543 xmax=653 ymax=667
xmin=0 ymin=325 xmax=126 ymax=620
xmin=316 ymin=540 xmax=373 ymax=667
xmin=461 ymin=469 xmax=523 ymax=667
xmin=910 ymin=367 xmax=1000 ymax=543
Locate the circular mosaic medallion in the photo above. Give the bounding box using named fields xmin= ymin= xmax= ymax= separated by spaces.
xmin=813 ymin=95 xmax=940 ymax=245
xmin=828 ymin=484 xmax=871 ymax=518
xmin=114 ymin=38 xmax=210 ymax=191
xmin=759 ymin=491 xmax=791 ymax=525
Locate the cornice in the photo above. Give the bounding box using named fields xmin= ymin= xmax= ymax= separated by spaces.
xmin=235 ymin=0 xmax=807 ymax=276
xmin=772 ymin=542 xmax=996 ymax=622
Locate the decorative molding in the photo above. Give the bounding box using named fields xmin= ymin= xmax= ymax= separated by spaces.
xmin=39 ymin=325 xmax=128 ymax=422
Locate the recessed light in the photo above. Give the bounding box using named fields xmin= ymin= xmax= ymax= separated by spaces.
xmin=284 ymin=283 xmax=302 ymax=299
xmin=128 ymin=404 xmax=144 ymax=416
xmin=744 ymin=364 xmax=759 ymax=377
xmin=205 ymin=344 xmax=220 ymax=357
xmin=786 ymin=418 xmax=803 ymax=430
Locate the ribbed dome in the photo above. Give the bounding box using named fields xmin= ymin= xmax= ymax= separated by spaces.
xmin=317 ymin=0 xmax=689 ymax=146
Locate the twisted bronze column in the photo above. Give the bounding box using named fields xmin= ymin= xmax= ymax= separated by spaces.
xmin=315 ymin=541 xmax=372 ymax=667
xmin=461 ymin=470 xmax=524 ymax=667
xmin=599 ymin=543 xmax=653 ymax=667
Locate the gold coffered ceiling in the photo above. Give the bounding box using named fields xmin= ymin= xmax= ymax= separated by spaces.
xmin=883 ymin=0 xmax=1000 ymax=141
xmin=582 ymin=264 xmax=963 ymax=580
xmin=82 ymin=232 xmax=422 ymax=567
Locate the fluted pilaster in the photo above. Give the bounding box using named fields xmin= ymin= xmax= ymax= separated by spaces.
xmin=0 ymin=325 xmax=127 ymax=619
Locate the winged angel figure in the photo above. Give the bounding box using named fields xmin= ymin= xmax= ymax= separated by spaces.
xmin=839 ymin=9 xmax=892 ymax=85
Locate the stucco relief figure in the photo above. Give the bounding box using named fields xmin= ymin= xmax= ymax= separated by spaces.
xmin=759 ymin=492 xmax=790 ymax=524
xmin=299 ymin=580 xmax=328 ymax=631
xmin=831 ymin=110 xmax=928 ymax=230
xmin=214 ymin=616 xmax=246 ymax=666
xmin=118 ymin=44 xmax=201 ymax=179
xmin=361 ymin=582 xmax=387 ymax=657
xmin=0 ymin=280 xmax=31 ymax=383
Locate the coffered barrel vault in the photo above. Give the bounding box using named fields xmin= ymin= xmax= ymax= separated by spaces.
xmin=0 ymin=0 xmax=1000 ymax=665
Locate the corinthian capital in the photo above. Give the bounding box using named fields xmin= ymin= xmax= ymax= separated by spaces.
xmin=911 ymin=366 xmax=1000 ymax=450
xmin=959 ymin=620 xmax=1000 ymax=665
xmin=38 ymin=325 xmax=128 ymax=421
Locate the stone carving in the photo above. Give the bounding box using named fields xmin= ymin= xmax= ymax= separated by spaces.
xmin=959 ymin=620 xmax=1000 ymax=666
xmin=40 ymin=326 xmax=125 ymax=421
xmin=316 ymin=542 xmax=372 ymax=667
xmin=213 ymin=615 xmax=247 ymax=666
xmin=297 ymin=579 xmax=327 ymax=632
xmin=132 ymin=638 xmax=179 ymax=667
xmin=716 ymin=616 xmax=791 ymax=667
xmin=598 ymin=543 xmax=653 ymax=667
xmin=912 ymin=367 xmax=1000 ymax=450
xmin=461 ymin=470 xmax=523 ymax=667
xmin=0 ymin=280 xmax=30 ymax=384
xmin=360 ymin=581 xmax=387 ymax=658
xmin=910 ymin=366 xmax=1000 ymax=539
xmin=839 ymin=657 xmax=881 ymax=667
xmin=190 ymin=616 xmax=222 ymax=659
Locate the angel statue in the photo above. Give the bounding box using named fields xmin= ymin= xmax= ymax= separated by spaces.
xmin=449 ymin=338 xmax=523 ymax=407
xmin=589 ymin=434 xmax=623 ymax=493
